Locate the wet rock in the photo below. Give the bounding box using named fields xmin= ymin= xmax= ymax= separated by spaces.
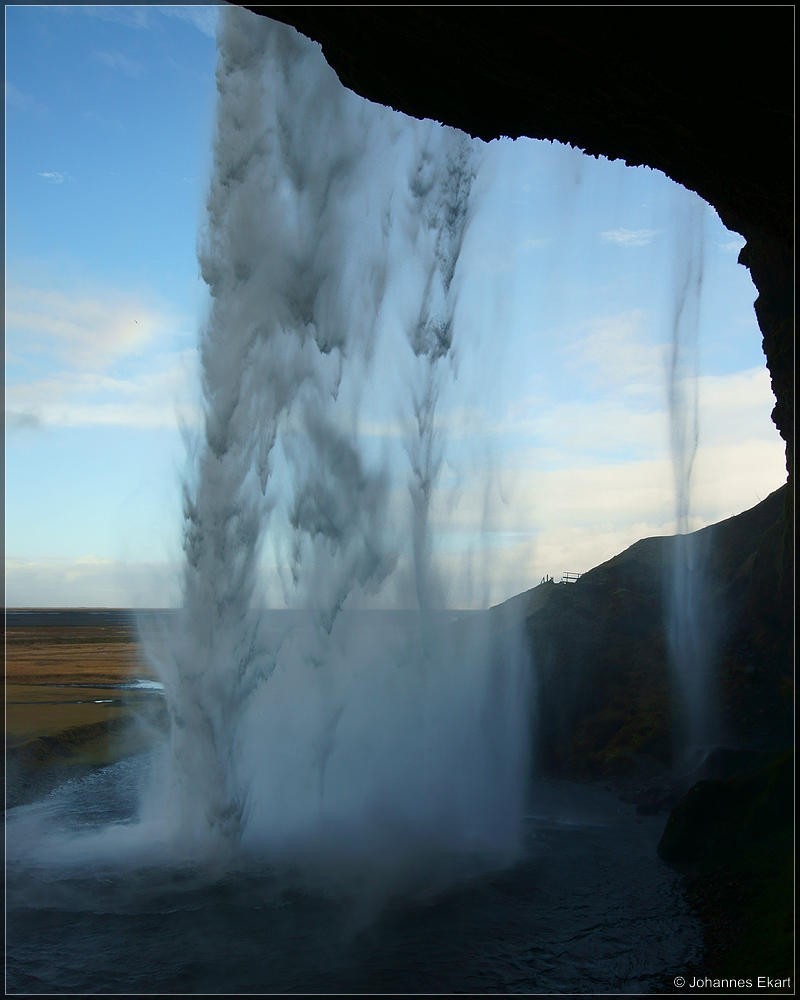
xmin=658 ymin=749 xmax=792 ymax=865
xmin=635 ymin=786 xmax=675 ymax=815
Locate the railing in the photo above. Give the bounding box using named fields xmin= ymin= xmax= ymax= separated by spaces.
xmin=540 ymin=572 xmax=582 ymax=585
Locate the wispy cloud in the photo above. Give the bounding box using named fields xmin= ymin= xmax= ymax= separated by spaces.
xmin=565 ymin=310 xmax=663 ymax=392
xmin=5 ymin=556 xmax=181 ymax=608
xmin=6 ymin=278 xmax=200 ymax=431
xmin=37 ymin=171 xmax=70 ymax=184
xmin=600 ymin=228 xmax=661 ymax=247
xmin=94 ymin=50 xmax=146 ymax=78
xmin=718 ymin=238 xmax=746 ymax=253
xmin=692 ymin=368 xmax=779 ymax=446
xmin=159 ymin=5 xmax=220 ymax=38
xmin=497 ymin=365 xmax=777 ymax=464
xmin=44 ymin=5 xmax=152 ymax=29
xmin=7 ymin=81 xmax=47 ymax=116
xmin=5 ymin=355 xmax=201 ymax=430
xmin=44 ymin=5 xmax=219 ymax=37
xmin=6 ymin=283 xmax=175 ymax=367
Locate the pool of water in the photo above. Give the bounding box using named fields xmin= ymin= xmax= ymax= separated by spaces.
xmin=6 ymin=759 xmax=701 ymax=994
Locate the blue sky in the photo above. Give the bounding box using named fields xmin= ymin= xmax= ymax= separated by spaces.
xmin=5 ymin=6 xmax=786 ymax=607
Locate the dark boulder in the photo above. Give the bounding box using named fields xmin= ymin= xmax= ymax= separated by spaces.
xmin=657 ymin=749 xmax=792 ymax=865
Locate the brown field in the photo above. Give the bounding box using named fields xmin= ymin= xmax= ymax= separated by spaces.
xmin=6 ymin=621 xmax=167 ymax=800
xmin=6 ymin=624 xmax=156 ymax=686
xmin=6 ymin=683 xmax=162 ymax=745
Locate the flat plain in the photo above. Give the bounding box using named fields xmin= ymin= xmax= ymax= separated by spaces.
xmin=5 ymin=610 xmax=167 ymax=803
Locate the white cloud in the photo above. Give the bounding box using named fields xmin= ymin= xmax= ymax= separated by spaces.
xmin=564 ymin=309 xmax=663 ymax=391
xmin=500 ymin=398 xmax=666 ymax=462
xmin=695 ymin=368 xmax=779 ymax=446
xmin=158 ymin=5 xmax=220 ymax=38
xmin=600 ymin=228 xmax=661 ymax=247
xmin=5 ymin=355 xmax=201 ymax=430
xmin=692 ymin=438 xmax=786 ymax=515
xmin=43 ymin=5 xmax=152 ymax=29
xmin=44 ymin=5 xmax=219 ymax=37
xmin=719 ymin=239 xmax=746 ymax=253
xmin=6 ymin=283 xmax=178 ymax=367
xmin=94 ymin=50 xmax=146 ymax=78
xmin=507 ymin=321 xmax=781 ymax=468
xmin=5 ymin=556 xmax=181 ymax=608
xmin=430 ymin=459 xmax=672 ymax=539
xmin=37 ymin=171 xmax=69 ymax=184
xmin=6 ymin=280 xmax=200 ymax=430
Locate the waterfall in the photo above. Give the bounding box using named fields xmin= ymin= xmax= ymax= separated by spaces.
xmin=665 ymin=188 xmax=714 ymax=761
xmin=145 ymin=7 xmax=530 ymax=878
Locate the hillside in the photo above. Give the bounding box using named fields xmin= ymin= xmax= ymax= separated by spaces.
xmin=497 ymin=485 xmax=792 ymax=782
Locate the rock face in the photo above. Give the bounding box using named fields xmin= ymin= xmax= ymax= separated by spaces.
xmin=245 ymin=6 xmax=794 ymax=558
xmin=496 ymin=486 xmax=792 ymax=781
xmin=656 ymin=750 xmax=793 ymax=979
xmin=657 ymin=749 xmax=792 ymax=866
